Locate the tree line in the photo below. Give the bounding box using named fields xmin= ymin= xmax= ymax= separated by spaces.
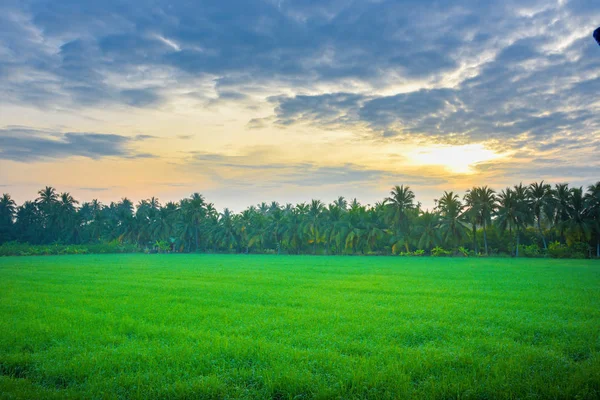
xmin=0 ymin=181 xmax=599 ymax=257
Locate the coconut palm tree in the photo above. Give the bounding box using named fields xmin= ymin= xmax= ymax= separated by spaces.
xmin=473 ymin=186 xmax=496 ymax=255
xmin=333 ymin=196 xmax=348 ymax=212
xmin=0 ymin=194 xmax=17 ymax=243
xmin=305 ymin=199 xmax=325 ymax=254
xmin=565 ymin=187 xmax=591 ymax=247
xmin=268 ymin=206 xmax=287 ymax=254
xmin=584 ymin=182 xmax=600 ymax=257
xmin=415 ymin=211 xmax=442 ymax=253
xmin=57 ymin=192 xmax=80 ymax=243
xmin=553 ymin=183 xmax=571 ymax=242
xmin=385 ymin=185 xmax=416 ymax=253
xmin=36 ymin=186 xmax=59 ymax=207
xmin=180 ymin=193 xmax=206 ymax=251
xmin=463 ymin=188 xmax=480 ymax=254
xmin=496 ymin=184 xmax=533 ymax=256
xmin=527 ymin=181 xmax=552 ymax=249
xmin=216 ymin=208 xmax=238 ymax=252
xmin=435 ymin=191 xmax=467 ymax=250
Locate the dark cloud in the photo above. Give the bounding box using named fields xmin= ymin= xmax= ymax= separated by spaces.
xmin=133 ymin=134 xmax=157 ymax=140
xmin=270 ymin=93 xmax=365 ymax=127
xmin=0 ymin=0 xmax=598 ymax=164
xmin=4 ymin=0 xmax=582 ymax=109
xmin=120 ymin=89 xmax=162 ymax=108
xmin=0 ymin=127 xmax=156 ymax=162
xmin=267 ymin=30 xmax=600 ymax=151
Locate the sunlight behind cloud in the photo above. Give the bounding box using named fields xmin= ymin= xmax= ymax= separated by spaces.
xmin=408 ymin=144 xmax=504 ymax=174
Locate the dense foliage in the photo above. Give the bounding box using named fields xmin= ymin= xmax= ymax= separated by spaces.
xmin=1 ymin=181 xmax=599 ymax=257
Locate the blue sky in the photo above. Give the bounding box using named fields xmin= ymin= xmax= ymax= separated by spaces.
xmin=0 ymin=0 xmax=599 ymax=209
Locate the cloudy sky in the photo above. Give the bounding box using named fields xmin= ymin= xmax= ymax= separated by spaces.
xmin=1 ymin=0 xmax=599 ymax=210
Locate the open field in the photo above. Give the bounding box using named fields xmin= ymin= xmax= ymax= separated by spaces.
xmin=1 ymin=255 xmax=599 ymax=399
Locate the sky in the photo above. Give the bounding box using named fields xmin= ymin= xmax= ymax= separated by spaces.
xmin=1 ymin=0 xmax=599 ymax=211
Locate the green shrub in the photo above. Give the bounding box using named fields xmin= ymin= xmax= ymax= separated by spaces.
xmin=519 ymin=244 xmax=542 ymax=258
xmin=431 ymin=246 xmax=451 ymax=257
xmin=569 ymin=242 xmax=589 ymax=259
xmin=0 ymin=241 xmax=140 ymax=256
xmin=413 ymin=249 xmax=425 ymax=257
xmin=548 ymin=241 xmax=569 ymax=258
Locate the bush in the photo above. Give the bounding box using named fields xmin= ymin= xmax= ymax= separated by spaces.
xmin=570 ymin=242 xmax=589 ymax=259
xmin=413 ymin=249 xmax=425 ymax=257
xmin=548 ymin=241 xmax=569 ymax=258
xmin=431 ymin=246 xmax=452 ymax=257
xmin=0 ymin=241 xmax=140 ymax=256
xmin=547 ymin=241 xmax=587 ymax=259
xmin=519 ymin=244 xmax=543 ymax=258
xmin=457 ymin=247 xmax=469 ymax=257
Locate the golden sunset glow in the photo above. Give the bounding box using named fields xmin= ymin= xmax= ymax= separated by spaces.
xmin=408 ymin=144 xmax=505 ymax=174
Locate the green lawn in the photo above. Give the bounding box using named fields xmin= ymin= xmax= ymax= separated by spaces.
xmin=1 ymin=255 xmax=599 ymax=399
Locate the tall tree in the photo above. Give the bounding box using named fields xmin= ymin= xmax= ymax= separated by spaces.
xmin=385 ymin=185 xmax=416 ymax=253
xmin=527 ymin=181 xmax=552 ymax=249
xmin=305 ymin=200 xmax=325 ymax=255
xmin=584 ymin=182 xmax=600 ymax=257
xmin=474 ymin=186 xmax=497 ymax=255
xmin=0 ymin=194 xmax=17 ymax=243
xmin=435 ymin=191 xmax=467 ymax=250
xmin=553 ymin=183 xmax=571 ymax=242
xmin=565 ymin=187 xmax=591 ymax=247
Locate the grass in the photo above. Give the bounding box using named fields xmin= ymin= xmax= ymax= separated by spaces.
xmin=0 ymin=255 xmax=599 ymax=399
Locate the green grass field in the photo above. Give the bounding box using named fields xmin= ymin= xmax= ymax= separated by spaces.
xmin=1 ymin=255 xmax=599 ymax=399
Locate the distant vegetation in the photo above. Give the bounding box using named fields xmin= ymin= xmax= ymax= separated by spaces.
xmin=0 ymin=181 xmax=599 ymax=257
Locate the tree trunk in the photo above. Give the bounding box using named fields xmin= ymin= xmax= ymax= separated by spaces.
xmin=483 ymin=222 xmax=488 ymax=255
xmin=537 ymin=219 xmax=547 ymax=250
xmin=195 ymin=226 xmax=199 ymax=251
xmin=472 ymin=224 xmax=478 ymax=254
xmin=597 ymin=238 xmax=599 ymax=258
xmin=515 ymin=230 xmax=520 ymax=257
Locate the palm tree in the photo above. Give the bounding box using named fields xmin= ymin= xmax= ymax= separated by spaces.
xmin=463 ymin=189 xmax=480 ymax=254
xmin=527 ymin=181 xmax=552 ymax=249
xmin=435 ymin=191 xmax=467 ymax=250
xmin=565 ymin=187 xmax=591 ymax=247
xmin=584 ymin=182 xmax=600 ymax=257
xmin=385 ymin=185 xmax=416 ymax=252
xmin=189 ymin=193 xmax=206 ymax=250
xmin=204 ymin=203 xmax=219 ymax=252
xmin=268 ymin=207 xmax=287 ymax=255
xmin=305 ymin=199 xmax=325 ymax=254
xmin=217 ymin=208 xmax=238 ymax=252
xmin=36 ymin=186 xmax=59 ymax=206
xmin=333 ymin=196 xmax=348 ymax=211
xmin=282 ymin=205 xmax=305 ymax=255
xmin=415 ymin=211 xmax=442 ymax=253
xmin=57 ymin=192 xmax=80 ymax=243
xmin=553 ymin=183 xmax=571 ymax=242
xmin=14 ymin=201 xmax=43 ymax=244
xmin=0 ymin=194 xmax=17 ymax=243
xmin=36 ymin=186 xmax=59 ymax=241
xmin=364 ymin=207 xmax=385 ymax=254
xmin=471 ymin=186 xmax=496 ymax=255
